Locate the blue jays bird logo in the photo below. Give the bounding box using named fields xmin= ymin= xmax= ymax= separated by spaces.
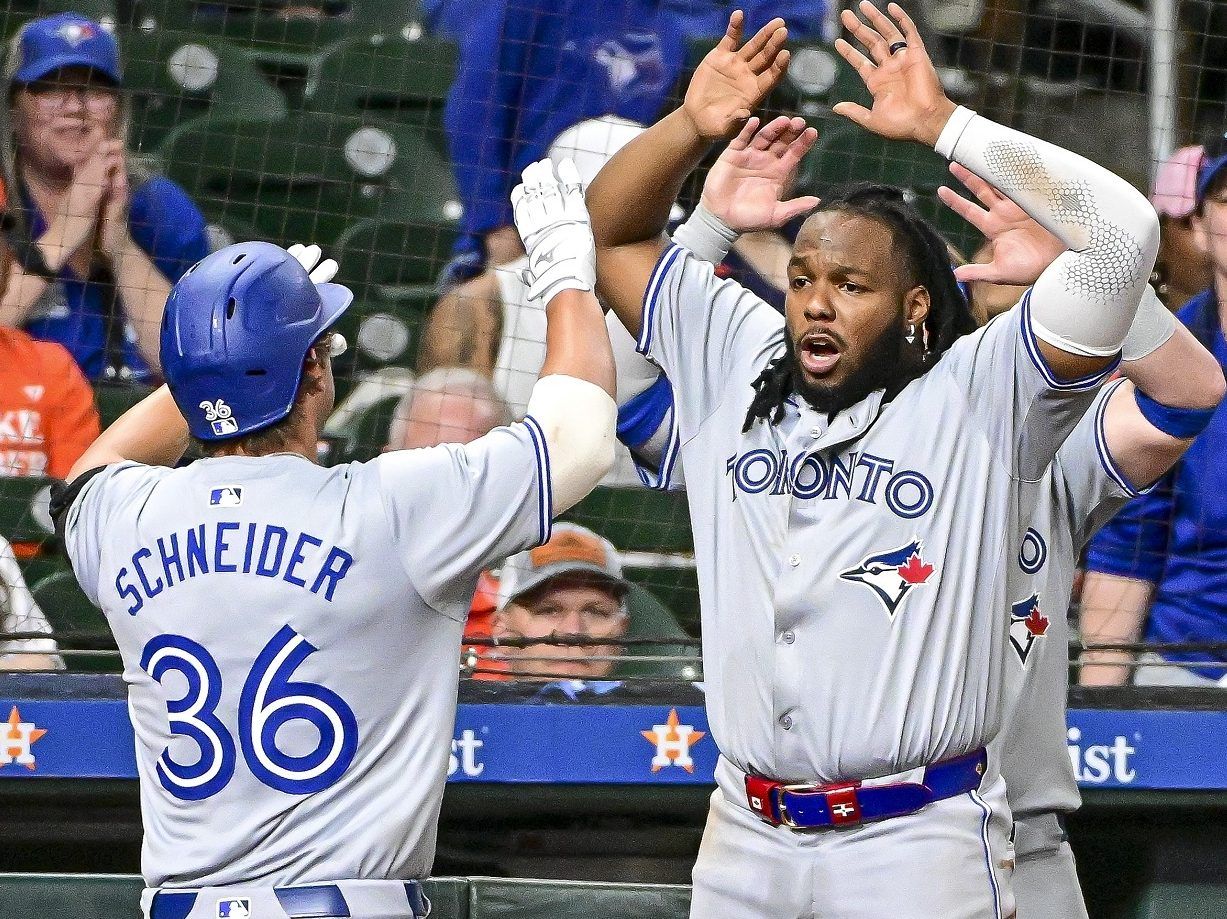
xmin=839 ymin=540 xmax=936 ymax=619
xmin=1009 ymin=594 xmax=1049 ymax=666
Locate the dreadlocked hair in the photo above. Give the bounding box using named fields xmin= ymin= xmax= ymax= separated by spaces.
xmin=743 ymin=183 xmax=978 ymax=432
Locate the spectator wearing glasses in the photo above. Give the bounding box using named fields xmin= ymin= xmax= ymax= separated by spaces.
xmin=0 ymin=14 xmax=209 ymax=381
xmin=1081 ymin=134 xmax=1227 ymax=686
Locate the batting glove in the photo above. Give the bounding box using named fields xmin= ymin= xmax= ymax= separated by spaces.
xmin=287 ymin=243 xmax=339 ymax=285
xmin=511 ymin=158 xmax=596 ymax=304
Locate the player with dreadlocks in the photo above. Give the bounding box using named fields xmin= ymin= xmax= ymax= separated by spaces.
xmin=577 ymin=4 xmax=1160 ymax=916
xmin=740 ymin=181 xmax=977 ymax=431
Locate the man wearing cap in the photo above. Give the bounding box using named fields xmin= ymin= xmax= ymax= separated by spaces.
xmin=1082 ymin=138 xmax=1227 ymax=687
xmin=491 ymin=523 xmax=631 ymax=681
xmin=1149 ymin=145 xmax=1212 ymax=308
xmin=48 ymin=156 xmax=619 ymax=917
xmin=1 ymin=13 xmax=209 ymax=380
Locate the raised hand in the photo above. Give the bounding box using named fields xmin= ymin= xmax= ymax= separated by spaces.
xmin=702 ymin=115 xmax=821 ymax=232
xmin=832 ymin=1 xmax=957 ymax=147
xmin=938 ymin=163 xmax=1065 ymax=287
xmin=98 ymin=147 xmax=132 ymax=260
xmin=287 ymin=243 xmax=340 ymax=284
xmin=511 ymin=158 xmax=596 ymax=304
xmin=683 ymin=12 xmax=791 ymax=141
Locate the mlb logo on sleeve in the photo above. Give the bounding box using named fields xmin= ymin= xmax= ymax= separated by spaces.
xmin=210 ymin=487 xmax=243 ymax=507
xmin=217 ymin=899 xmax=250 ymax=918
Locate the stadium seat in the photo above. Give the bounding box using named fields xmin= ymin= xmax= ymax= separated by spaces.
xmin=624 ymin=565 xmax=699 ymax=637
xmin=2 ymin=0 xmax=117 ymax=34
xmin=564 ymin=488 xmax=692 ymax=554
xmin=30 ymin=571 xmax=117 ymax=673
xmin=795 ymin=124 xmax=983 ymax=256
xmin=331 ymin=218 xmax=458 ymax=371
xmin=305 ymin=32 xmax=457 ymax=153
xmin=611 ymin=584 xmax=698 ymax=681
xmin=157 ymin=113 xmax=461 ymax=248
xmin=467 ymin=877 xmax=691 ymax=919
xmin=771 ymin=41 xmax=872 ymax=124
xmin=0 ymin=476 xmax=56 ymax=547
xmin=93 ymin=382 xmax=154 ymax=429
xmin=1131 ymin=883 xmax=1227 ymax=918
xmin=121 ymin=31 xmax=288 ymax=154
xmin=323 ymin=368 xmax=416 ymax=462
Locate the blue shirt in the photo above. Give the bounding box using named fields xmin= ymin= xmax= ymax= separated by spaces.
xmin=1085 ymin=289 xmax=1227 ymax=679
xmin=440 ymin=0 xmax=826 ymax=260
xmin=22 ymin=175 xmax=209 ymax=381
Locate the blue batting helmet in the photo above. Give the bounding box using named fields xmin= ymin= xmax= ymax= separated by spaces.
xmin=160 ymin=242 xmax=353 ymax=441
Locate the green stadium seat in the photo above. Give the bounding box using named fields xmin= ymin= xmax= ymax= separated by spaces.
xmin=93 ymin=382 xmax=154 ymax=429
xmin=30 ymin=571 xmax=118 ymax=673
xmin=624 ymin=565 xmax=699 ymax=638
xmin=0 ymin=476 xmax=56 ymax=546
xmin=795 ymin=124 xmax=982 ymax=256
xmin=468 ymin=877 xmax=691 ymax=919
xmin=158 ymin=113 xmax=461 ymax=248
xmin=1131 ymin=883 xmax=1227 ymax=918
xmin=323 ymin=368 xmax=416 ymax=461
xmin=771 ymin=42 xmax=872 ymax=124
xmin=305 ymin=32 xmax=457 ymax=153
xmin=2 ymin=0 xmax=117 ymax=34
xmin=122 ymin=31 xmax=288 ymax=154
xmin=610 ymin=584 xmax=698 ymax=681
xmin=564 ymin=487 xmax=692 ymax=554
xmin=331 ymin=218 xmax=458 ymax=370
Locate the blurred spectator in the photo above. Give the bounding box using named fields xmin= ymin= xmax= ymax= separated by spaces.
xmin=385 ymin=366 xmax=512 ymax=452
xmin=1081 ymin=138 xmax=1227 ymax=686
xmin=492 ymin=523 xmax=630 ymax=681
xmin=0 ymin=533 xmax=63 ymax=670
xmin=1150 ymin=145 xmax=1213 ymax=310
xmin=0 ymin=219 xmax=100 ymax=478
xmin=0 ymin=14 xmax=209 ymax=381
xmin=435 ymin=0 xmax=826 ymax=285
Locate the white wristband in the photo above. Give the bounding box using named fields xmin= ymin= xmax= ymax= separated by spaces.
xmin=672 ymin=204 xmax=739 ymax=265
xmin=1121 ymin=285 xmax=1178 ymax=362
xmin=934 ymin=105 xmax=978 ymax=159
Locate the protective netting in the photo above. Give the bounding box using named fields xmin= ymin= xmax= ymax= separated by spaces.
xmin=0 ymin=0 xmax=1221 ymax=690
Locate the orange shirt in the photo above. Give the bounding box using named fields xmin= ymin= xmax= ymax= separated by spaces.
xmin=0 ymin=328 xmax=100 ymax=479
xmin=463 ymin=570 xmax=511 ymax=680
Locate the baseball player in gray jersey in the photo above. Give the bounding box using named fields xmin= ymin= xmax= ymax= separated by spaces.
xmin=49 ymin=159 xmax=617 ymax=919
xmin=652 ymin=118 xmax=1222 ymax=918
xmin=938 ymin=169 xmax=1224 ymax=918
xmin=584 ymin=3 xmax=1162 ymax=915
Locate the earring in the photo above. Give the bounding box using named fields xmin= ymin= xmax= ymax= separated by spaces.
xmin=906 ymin=322 xmax=917 ymax=344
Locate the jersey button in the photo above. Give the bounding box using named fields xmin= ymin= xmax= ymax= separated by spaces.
xmin=789 ymin=554 xmax=801 ymax=567
xmin=810 ymin=426 xmax=821 ymax=438
xmin=781 ymin=630 xmax=795 ymax=645
xmin=779 ymin=713 xmax=794 ymax=730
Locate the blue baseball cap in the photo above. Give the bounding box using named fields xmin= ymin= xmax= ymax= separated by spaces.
xmin=1196 ymin=132 xmax=1227 ymax=207
xmin=12 ymin=14 xmax=122 ymax=87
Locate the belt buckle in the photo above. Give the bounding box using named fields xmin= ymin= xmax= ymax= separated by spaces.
xmin=776 ymin=782 xmax=819 ymax=828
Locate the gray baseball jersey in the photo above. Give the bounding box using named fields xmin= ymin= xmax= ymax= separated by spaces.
xmin=998 ymin=377 xmax=1140 ymax=820
xmin=60 ymin=426 xmax=550 ymax=888
xmin=638 ymin=243 xmax=1113 ymax=783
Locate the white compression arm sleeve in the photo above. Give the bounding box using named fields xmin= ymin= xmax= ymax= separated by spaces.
xmin=936 ymin=107 xmax=1160 ymax=357
xmin=671 ymin=204 xmax=740 ymax=265
xmin=1121 ymin=285 xmax=1177 ymax=362
xmin=526 ymin=374 xmax=617 ymax=514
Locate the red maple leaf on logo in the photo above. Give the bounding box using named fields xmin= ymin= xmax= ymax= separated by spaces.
xmin=898 ymin=554 xmax=934 ymax=585
xmin=1024 ymin=608 xmax=1049 ymax=636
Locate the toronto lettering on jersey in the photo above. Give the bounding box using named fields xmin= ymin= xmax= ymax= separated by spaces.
xmin=114 ymin=521 xmax=354 ymax=615
xmin=724 ymin=448 xmax=934 ymax=518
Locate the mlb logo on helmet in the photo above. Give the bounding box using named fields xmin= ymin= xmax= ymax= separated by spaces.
xmin=199 ymin=398 xmax=238 ymax=437
xmin=217 ymin=899 xmax=250 ymax=918
xmin=210 ymin=487 xmax=243 ymax=507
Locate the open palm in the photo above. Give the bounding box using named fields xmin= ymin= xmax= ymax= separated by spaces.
xmin=702 ymin=116 xmax=821 ymax=232
xmin=684 ymin=12 xmax=792 ymax=140
xmin=938 ymin=163 xmax=1065 ymax=286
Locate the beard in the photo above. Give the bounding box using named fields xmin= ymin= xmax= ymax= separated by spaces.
xmin=788 ymin=319 xmax=911 ymax=415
